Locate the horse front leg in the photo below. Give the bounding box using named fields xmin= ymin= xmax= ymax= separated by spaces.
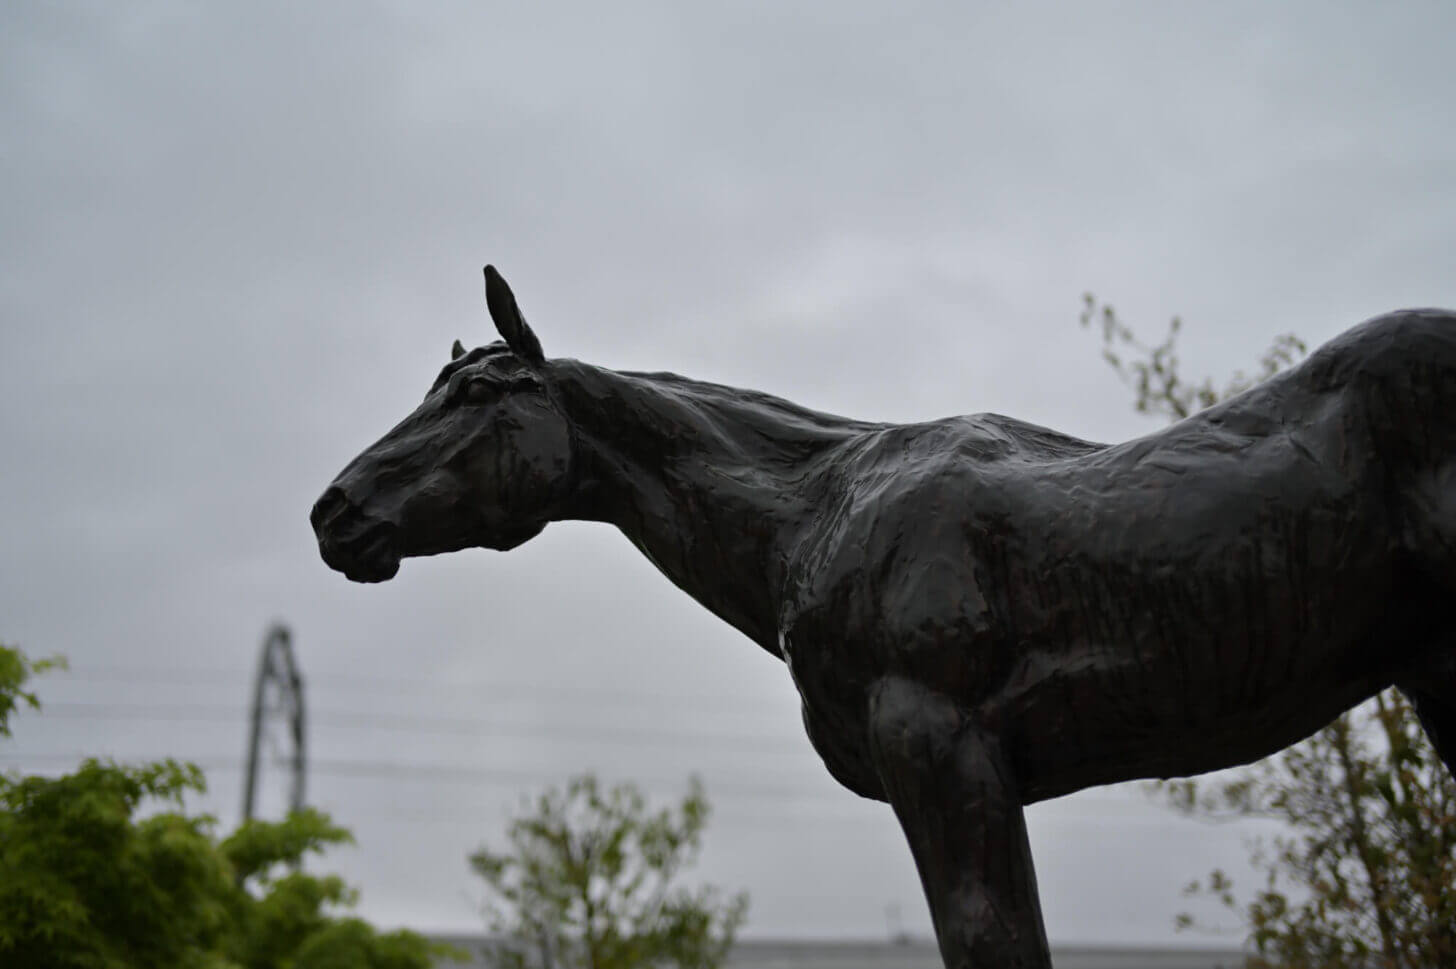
xmin=868 ymin=676 xmax=1051 ymax=969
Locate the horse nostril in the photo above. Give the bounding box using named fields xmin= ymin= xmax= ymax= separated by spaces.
xmin=311 ymin=487 xmax=348 ymax=531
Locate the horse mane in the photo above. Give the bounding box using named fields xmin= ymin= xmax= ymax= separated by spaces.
xmin=550 ymin=360 xmax=882 ymax=467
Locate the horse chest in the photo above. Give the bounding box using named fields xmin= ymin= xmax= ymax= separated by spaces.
xmin=778 ymin=508 xmax=1004 ymax=798
xmin=776 ymin=595 xmax=884 ymax=799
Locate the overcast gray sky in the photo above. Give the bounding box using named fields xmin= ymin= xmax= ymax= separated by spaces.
xmin=4 ymin=0 xmax=1454 ymax=947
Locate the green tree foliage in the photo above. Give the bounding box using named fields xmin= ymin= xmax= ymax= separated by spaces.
xmin=470 ymin=773 xmax=748 ymax=969
xmin=0 ymin=642 xmax=456 ymax=969
xmin=0 ymin=646 xmax=64 ymax=738
xmin=1083 ymin=300 xmax=1456 ymax=968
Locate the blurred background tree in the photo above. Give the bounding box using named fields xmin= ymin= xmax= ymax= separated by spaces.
xmin=1082 ymin=298 xmax=1456 ymax=969
xmin=0 ymin=641 xmax=456 ymax=969
xmin=470 ymin=773 xmax=747 ymax=969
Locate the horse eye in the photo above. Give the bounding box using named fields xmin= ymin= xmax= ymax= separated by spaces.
xmin=450 ymin=371 xmax=538 ymax=405
xmin=460 ymin=376 xmax=498 ymax=404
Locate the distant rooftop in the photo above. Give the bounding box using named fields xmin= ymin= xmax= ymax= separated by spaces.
xmin=428 ymin=935 xmax=1248 ymax=969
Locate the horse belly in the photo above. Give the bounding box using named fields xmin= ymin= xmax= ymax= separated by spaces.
xmin=994 ymin=571 xmax=1398 ymax=802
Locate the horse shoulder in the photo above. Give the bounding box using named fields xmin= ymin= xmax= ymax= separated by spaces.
xmin=784 ymin=433 xmax=1018 ymax=705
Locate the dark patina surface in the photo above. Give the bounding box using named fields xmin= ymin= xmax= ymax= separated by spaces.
xmin=313 ymin=267 xmax=1456 ymax=968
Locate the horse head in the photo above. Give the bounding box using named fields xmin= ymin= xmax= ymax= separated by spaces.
xmin=311 ymin=267 xmax=573 ymax=582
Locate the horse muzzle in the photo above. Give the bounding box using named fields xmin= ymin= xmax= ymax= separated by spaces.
xmin=311 ymin=487 xmax=402 ymax=583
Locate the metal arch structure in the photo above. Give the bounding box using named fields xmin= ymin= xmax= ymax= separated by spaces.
xmin=241 ymin=622 xmax=307 ymax=822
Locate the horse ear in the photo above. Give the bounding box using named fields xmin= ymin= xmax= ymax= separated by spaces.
xmin=484 ymin=265 xmax=545 ymax=365
xmin=451 ymin=339 xmax=466 ymax=360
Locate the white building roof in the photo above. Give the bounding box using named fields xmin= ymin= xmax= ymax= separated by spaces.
xmin=429 ymin=935 xmax=1248 ymax=969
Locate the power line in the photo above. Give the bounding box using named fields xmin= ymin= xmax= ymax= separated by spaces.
xmin=3 ymin=756 xmax=1191 ymax=839
xmin=2 ymin=751 xmax=1175 ymax=816
xmin=58 ymin=664 xmax=788 ymax=710
xmin=2 ymin=752 xmax=846 ymax=803
xmin=36 ymin=701 xmax=801 ymax=753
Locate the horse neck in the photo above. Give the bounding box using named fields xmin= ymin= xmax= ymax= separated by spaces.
xmin=545 ymin=358 xmax=868 ymax=655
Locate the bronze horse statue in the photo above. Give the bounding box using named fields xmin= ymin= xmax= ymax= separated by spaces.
xmin=312 ymin=267 xmax=1456 ymax=968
